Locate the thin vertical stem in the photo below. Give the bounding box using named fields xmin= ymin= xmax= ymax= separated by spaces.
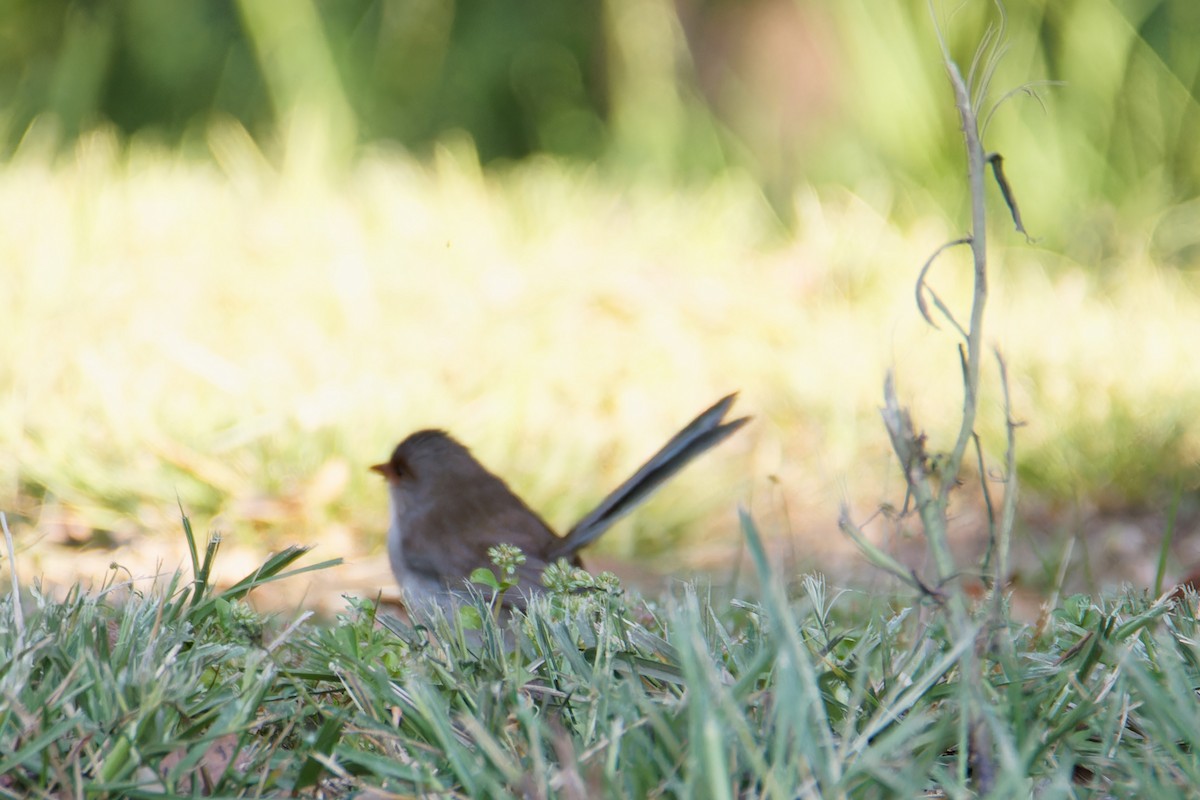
xmin=939 ymin=59 xmax=989 ymax=511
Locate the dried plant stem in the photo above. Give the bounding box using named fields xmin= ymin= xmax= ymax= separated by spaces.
xmin=993 ymin=349 xmax=1019 ymax=624
xmin=941 ymin=59 xmax=989 ymax=512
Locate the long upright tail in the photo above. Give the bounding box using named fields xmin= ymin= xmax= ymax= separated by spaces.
xmin=550 ymin=394 xmax=748 ymax=560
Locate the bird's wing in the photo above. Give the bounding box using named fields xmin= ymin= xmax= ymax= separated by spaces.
xmin=400 ymin=501 xmax=563 ymax=596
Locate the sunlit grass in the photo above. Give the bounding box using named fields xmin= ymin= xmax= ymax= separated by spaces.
xmin=3 ymin=123 xmax=1199 ymax=593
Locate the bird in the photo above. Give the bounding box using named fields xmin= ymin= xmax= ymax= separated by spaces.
xmin=372 ymin=394 xmax=748 ymax=608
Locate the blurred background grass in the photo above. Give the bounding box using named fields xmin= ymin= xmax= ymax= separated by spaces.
xmin=3 ymin=0 xmax=1200 ymax=600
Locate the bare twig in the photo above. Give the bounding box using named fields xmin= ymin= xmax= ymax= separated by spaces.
xmin=916 ymin=237 xmax=973 ymax=336
xmin=880 ymin=373 xmax=958 ymax=587
xmin=980 ymin=79 xmax=1065 ymax=139
xmin=838 ymin=502 xmax=922 ymax=590
xmin=939 ymin=57 xmax=990 ymax=512
xmin=992 ymin=348 xmax=1020 ymax=621
xmin=974 ymin=431 xmax=998 ymax=580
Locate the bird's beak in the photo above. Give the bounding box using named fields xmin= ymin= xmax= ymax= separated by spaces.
xmin=370 ymin=463 xmax=393 ymax=478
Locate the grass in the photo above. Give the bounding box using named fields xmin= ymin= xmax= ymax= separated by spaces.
xmin=4 ymin=511 xmax=1200 ymax=797
xmin=4 ymin=4 xmax=1200 ymax=796
xmin=3 ymin=124 xmax=1200 ymax=595
xmin=4 ymin=139 xmax=1199 ymax=797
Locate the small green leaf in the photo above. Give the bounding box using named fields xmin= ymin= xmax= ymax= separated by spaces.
xmin=470 ymin=568 xmax=501 ymax=590
xmin=458 ymin=605 xmax=483 ymax=630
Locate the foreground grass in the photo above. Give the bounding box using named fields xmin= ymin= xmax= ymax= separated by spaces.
xmin=3 ymin=515 xmax=1199 ymax=797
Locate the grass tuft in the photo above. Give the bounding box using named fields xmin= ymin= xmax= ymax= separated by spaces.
xmin=4 ymin=509 xmax=1200 ymax=795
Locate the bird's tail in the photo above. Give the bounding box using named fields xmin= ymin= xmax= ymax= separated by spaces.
xmin=550 ymin=393 xmax=748 ymax=560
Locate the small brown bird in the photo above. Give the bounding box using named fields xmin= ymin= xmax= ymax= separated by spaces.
xmin=373 ymin=394 xmax=748 ymax=608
